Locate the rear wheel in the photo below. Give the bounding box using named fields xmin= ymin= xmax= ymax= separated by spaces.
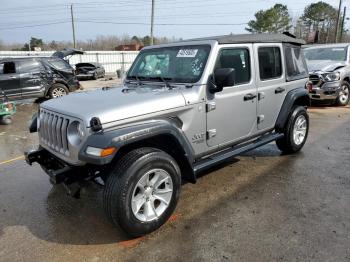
xmin=49 ymin=83 xmax=69 ymax=99
xmin=276 ymin=106 xmax=309 ymax=154
xmin=103 ymin=147 xmax=181 ymax=237
xmin=336 ymin=82 xmax=350 ymax=106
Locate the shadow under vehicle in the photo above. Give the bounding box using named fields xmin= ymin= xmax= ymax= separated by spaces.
xmin=0 ymin=48 xmax=83 ymax=100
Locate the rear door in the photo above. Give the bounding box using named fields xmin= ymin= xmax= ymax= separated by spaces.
xmin=0 ymin=61 xmax=21 ymax=99
xmin=254 ymin=44 xmax=286 ymax=131
xmin=19 ymin=59 xmax=46 ymax=98
xmin=206 ymin=44 xmax=257 ymax=147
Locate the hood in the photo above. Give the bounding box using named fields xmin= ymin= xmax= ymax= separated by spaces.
xmin=52 ymin=48 xmax=84 ymax=59
xmin=41 ymin=85 xmax=186 ymax=126
xmin=306 ymin=60 xmax=347 ymax=72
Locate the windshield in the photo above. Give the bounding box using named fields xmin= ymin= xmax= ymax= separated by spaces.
xmin=127 ymin=45 xmax=211 ymax=83
xmin=304 ymin=47 xmax=348 ymax=61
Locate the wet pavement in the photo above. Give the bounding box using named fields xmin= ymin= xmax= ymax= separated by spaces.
xmin=0 ymin=99 xmax=350 ymax=261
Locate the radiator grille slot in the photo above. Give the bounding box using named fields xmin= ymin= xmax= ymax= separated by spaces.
xmin=39 ymin=109 xmax=70 ymax=156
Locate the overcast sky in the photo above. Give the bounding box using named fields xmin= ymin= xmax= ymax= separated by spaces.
xmin=0 ymin=0 xmax=343 ymax=44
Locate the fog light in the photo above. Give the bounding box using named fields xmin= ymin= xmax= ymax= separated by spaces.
xmin=86 ymin=146 xmax=116 ymax=157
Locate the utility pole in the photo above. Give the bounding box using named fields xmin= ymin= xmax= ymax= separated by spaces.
xmin=335 ymin=0 xmax=342 ymax=43
xmin=150 ymin=0 xmax=155 ymax=45
xmin=340 ymin=6 xmax=347 ymax=42
xmin=70 ymin=4 xmax=76 ymax=48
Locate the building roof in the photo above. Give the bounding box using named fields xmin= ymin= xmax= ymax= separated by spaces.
xmin=185 ymin=33 xmax=305 ymax=45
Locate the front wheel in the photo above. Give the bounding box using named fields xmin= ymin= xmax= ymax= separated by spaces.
xmin=336 ymin=82 xmax=350 ymax=106
xmin=103 ymin=147 xmax=181 ymax=237
xmin=276 ymin=106 xmax=309 ymax=154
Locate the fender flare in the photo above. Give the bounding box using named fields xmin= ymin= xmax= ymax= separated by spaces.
xmin=275 ymin=87 xmax=310 ymax=131
xmin=79 ymin=118 xmax=195 ymax=169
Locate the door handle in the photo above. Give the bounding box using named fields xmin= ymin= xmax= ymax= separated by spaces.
xmin=275 ymin=87 xmax=285 ymax=94
xmin=244 ymin=93 xmax=257 ymax=101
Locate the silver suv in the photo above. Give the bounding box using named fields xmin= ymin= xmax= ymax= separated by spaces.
xmin=304 ymin=44 xmax=350 ymax=106
xmin=25 ymin=33 xmax=310 ymax=237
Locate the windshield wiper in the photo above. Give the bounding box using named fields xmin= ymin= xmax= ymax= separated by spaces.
xmin=127 ymin=75 xmax=143 ymax=86
xmin=147 ymin=76 xmax=174 ymax=88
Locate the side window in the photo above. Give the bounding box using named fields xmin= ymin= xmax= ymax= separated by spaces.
xmin=19 ymin=59 xmax=44 ymax=73
xmin=2 ymin=62 xmax=16 ymax=74
xmin=285 ymin=46 xmax=308 ymax=81
xmin=258 ymin=47 xmax=282 ymax=80
xmin=215 ymin=48 xmax=250 ymax=85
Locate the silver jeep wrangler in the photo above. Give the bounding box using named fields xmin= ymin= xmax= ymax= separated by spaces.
xmin=25 ymin=33 xmax=310 ymax=237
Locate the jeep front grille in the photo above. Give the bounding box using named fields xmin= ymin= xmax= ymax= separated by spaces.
xmin=39 ymin=109 xmax=70 ymax=156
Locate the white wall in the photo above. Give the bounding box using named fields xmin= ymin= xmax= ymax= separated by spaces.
xmin=0 ymin=50 xmax=139 ymax=73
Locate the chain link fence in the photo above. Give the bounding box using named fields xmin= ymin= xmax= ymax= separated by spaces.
xmin=0 ymin=51 xmax=139 ymax=74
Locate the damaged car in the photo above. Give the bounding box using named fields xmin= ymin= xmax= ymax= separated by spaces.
xmin=0 ymin=48 xmax=83 ymax=100
xmin=304 ymin=44 xmax=350 ymax=106
xmin=75 ymin=62 xmax=105 ymax=80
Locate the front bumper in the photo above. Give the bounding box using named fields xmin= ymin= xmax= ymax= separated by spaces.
xmin=25 ymin=147 xmax=85 ymax=185
xmin=308 ymin=82 xmax=341 ymax=101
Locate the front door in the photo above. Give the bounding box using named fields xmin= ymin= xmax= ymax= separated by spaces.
xmin=206 ymin=44 xmax=257 ymax=147
xmin=0 ymin=61 xmax=21 ymax=99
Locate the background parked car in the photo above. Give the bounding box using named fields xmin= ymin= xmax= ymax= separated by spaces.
xmin=0 ymin=48 xmax=83 ymax=100
xmin=75 ymin=62 xmax=105 ymax=80
xmin=304 ymin=44 xmax=350 ymax=106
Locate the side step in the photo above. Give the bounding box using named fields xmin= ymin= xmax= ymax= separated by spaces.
xmin=193 ymin=132 xmax=284 ymax=175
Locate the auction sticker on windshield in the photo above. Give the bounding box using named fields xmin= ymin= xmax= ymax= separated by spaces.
xmin=177 ymin=49 xmax=198 ymax=58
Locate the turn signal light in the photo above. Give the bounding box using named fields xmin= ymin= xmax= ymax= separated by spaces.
xmin=86 ymin=146 xmax=116 ymax=157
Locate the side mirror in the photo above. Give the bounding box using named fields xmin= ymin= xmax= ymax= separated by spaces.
xmin=208 ymin=68 xmax=235 ymax=93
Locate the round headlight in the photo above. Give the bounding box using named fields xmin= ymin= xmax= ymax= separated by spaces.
xmin=67 ymin=121 xmax=85 ymax=146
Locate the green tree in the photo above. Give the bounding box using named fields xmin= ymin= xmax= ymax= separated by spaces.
xmin=142 ymin=35 xmax=151 ymax=46
xmin=300 ymin=1 xmax=337 ymax=43
xmin=246 ymin=4 xmax=291 ymax=33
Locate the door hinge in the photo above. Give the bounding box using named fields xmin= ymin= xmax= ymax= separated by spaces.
xmin=257 ymin=115 xmax=265 ymax=124
xmin=207 ymin=129 xmax=217 ymax=139
xmin=206 ymin=102 xmax=216 ymax=112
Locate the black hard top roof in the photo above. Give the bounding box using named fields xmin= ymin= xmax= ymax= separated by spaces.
xmin=186 ymin=33 xmax=305 ymax=45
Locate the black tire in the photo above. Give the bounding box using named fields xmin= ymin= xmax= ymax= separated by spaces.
xmin=276 ymin=106 xmax=309 ymax=154
xmin=103 ymin=147 xmax=181 ymax=237
xmin=0 ymin=115 xmax=12 ymax=125
xmin=48 ymin=83 xmax=69 ymax=99
xmin=336 ymin=81 xmax=350 ymax=106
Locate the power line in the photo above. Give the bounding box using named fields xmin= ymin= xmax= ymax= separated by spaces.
xmin=0 ymin=21 xmax=70 ymax=31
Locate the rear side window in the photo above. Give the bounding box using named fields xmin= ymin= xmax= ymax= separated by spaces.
xmin=19 ymin=59 xmax=44 ymax=73
xmin=258 ymin=47 xmax=282 ymax=80
xmin=215 ymin=48 xmax=251 ymax=85
xmin=285 ymin=46 xmax=308 ymax=81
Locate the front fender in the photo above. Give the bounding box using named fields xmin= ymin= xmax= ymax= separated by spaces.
xmin=78 ymin=118 xmax=195 ymax=166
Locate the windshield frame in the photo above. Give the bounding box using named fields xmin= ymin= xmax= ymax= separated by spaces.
xmin=304 ymin=46 xmax=349 ymax=62
xmin=126 ymin=44 xmax=212 ymax=85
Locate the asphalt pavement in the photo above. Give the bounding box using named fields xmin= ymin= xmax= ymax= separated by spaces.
xmin=0 ymin=94 xmax=349 ymax=261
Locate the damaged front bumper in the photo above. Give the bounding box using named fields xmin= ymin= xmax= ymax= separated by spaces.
xmin=25 ymin=147 xmax=80 ymax=185
xmin=307 ymin=79 xmax=341 ymax=101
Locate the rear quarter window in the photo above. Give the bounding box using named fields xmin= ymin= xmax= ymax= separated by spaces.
xmin=285 ymin=45 xmax=308 ymax=81
xmin=47 ymin=59 xmax=72 ymax=71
